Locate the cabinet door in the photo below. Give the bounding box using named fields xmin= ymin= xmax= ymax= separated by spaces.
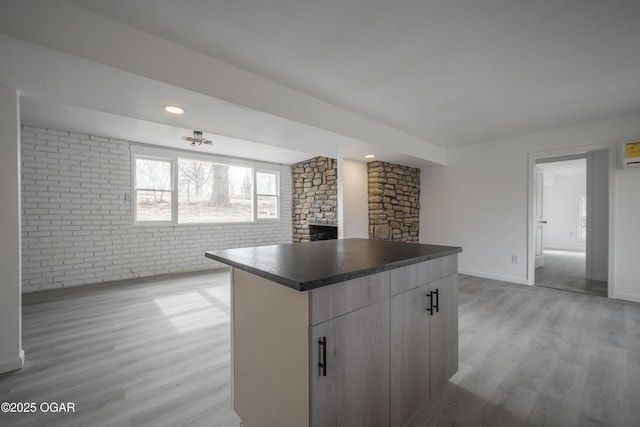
xmin=310 ymin=299 xmax=390 ymax=427
xmin=390 ymin=283 xmax=431 ymax=427
xmin=428 ymin=274 xmax=459 ymax=393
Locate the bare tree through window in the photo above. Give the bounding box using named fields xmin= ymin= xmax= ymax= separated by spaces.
xmin=133 ymin=150 xmax=276 ymax=224
xmin=135 ymin=158 xmax=172 ymax=221
xmin=256 ymin=171 xmax=278 ymax=219
xmin=177 ymin=159 xmax=252 ymax=223
xmin=179 ymin=159 xmax=211 ymax=203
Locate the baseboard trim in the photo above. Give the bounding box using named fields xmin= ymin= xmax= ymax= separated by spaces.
xmin=0 ymin=350 xmax=25 ymax=374
xmin=613 ymin=292 xmax=640 ymax=303
xmin=22 ymin=267 xmax=229 ymax=294
xmin=589 ymin=274 xmax=608 ymax=282
xmin=459 ymin=270 xmax=529 ymax=286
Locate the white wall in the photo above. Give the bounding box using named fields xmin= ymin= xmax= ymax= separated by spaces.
xmin=543 ymin=174 xmax=586 ymax=251
xmin=337 ymin=159 xmax=369 ymax=239
xmin=420 ymin=113 xmax=640 ymax=301
xmin=20 ymin=125 xmax=292 ymax=292
xmin=613 ymin=166 xmax=640 ymax=302
xmin=420 ymin=142 xmax=528 ymax=284
xmin=0 ymin=85 xmax=24 ymax=373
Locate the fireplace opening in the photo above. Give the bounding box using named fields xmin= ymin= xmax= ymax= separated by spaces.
xmin=309 ymin=224 xmax=338 ymax=241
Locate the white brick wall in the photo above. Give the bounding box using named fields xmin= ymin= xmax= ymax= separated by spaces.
xmin=20 ymin=126 xmax=293 ymax=292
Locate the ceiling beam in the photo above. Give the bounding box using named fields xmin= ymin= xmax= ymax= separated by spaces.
xmin=0 ymin=0 xmax=447 ymax=165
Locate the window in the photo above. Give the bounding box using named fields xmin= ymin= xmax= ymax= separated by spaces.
xmin=178 ymin=159 xmax=252 ymax=223
xmin=256 ymin=171 xmax=279 ymax=220
xmin=131 ymin=146 xmax=280 ymax=225
xmin=578 ymin=193 xmax=587 ymax=241
xmin=134 ymin=157 xmax=173 ymax=223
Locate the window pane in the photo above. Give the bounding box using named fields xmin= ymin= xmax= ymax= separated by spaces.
xmin=579 ymin=194 xmax=587 ymax=240
xmin=178 ymin=159 xmax=252 ymax=223
xmin=136 ymin=190 xmax=172 ymax=221
xmin=136 ymin=159 xmax=171 ymax=190
xmin=257 ymin=171 xmax=277 ymax=195
xmin=257 ymin=195 xmax=278 ymax=219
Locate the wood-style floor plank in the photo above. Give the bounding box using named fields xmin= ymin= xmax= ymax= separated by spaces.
xmin=535 ymin=249 xmax=607 ymax=297
xmin=2 ymin=270 xmax=639 ymax=426
xmin=0 ymin=270 xmax=239 ymax=427
xmin=405 ymin=274 xmax=640 ymax=427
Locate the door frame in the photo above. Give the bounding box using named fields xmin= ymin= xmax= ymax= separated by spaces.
xmin=536 ymin=153 xmax=588 ymax=273
xmin=533 ymin=165 xmax=545 ymax=269
xmin=526 ymin=143 xmax=616 ymax=298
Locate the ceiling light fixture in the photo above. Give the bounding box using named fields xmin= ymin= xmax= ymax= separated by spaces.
xmin=365 ymin=154 xmax=376 ymax=159
xmin=182 ymin=130 xmax=213 ymax=146
xmin=163 ymin=104 xmax=186 ymax=115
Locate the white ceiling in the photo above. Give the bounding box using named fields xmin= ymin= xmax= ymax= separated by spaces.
xmin=62 ymin=0 xmax=640 ymax=147
xmin=2 ymin=0 xmax=640 ymax=166
xmin=20 ymin=97 xmax=314 ymax=165
xmin=1 ymin=33 xmax=423 ymax=166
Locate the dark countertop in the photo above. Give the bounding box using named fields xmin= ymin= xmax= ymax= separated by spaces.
xmin=205 ymin=238 xmax=462 ymax=291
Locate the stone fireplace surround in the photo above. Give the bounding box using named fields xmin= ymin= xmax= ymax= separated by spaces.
xmin=291 ymin=156 xmax=338 ymax=243
xmin=291 ymin=157 xmax=420 ymax=244
xmin=367 ymin=161 xmax=420 ymax=243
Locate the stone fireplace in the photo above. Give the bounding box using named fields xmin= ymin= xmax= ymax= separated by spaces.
xmin=291 ymin=157 xmax=418 ymax=243
xmin=291 ymin=156 xmax=338 ymax=243
xmin=368 ymin=161 xmax=420 ymax=243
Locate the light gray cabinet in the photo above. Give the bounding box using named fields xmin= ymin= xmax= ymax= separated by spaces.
xmin=310 ymin=298 xmax=390 ymax=427
xmin=428 ymin=275 xmax=458 ymax=393
xmin=390 ymin=269 xmax=458 ymax=426
xmin=229 ymin=256 xmax=458 ymax=427
xmin=390 ymin=282 xmax=432 ymax=426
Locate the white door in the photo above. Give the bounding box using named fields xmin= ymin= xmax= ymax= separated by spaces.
xmin=534 ymin=166 xmax=546 ymax=268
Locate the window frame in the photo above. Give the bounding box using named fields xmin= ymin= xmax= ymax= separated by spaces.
xmin=578 ymin=193 xmax=587 ymax=242
xmin=254 ymin=169 xmax=280 ymax=222
xmin=130 ymin=144 xmax=281 ymax=226
xmin=131 ymin=151 xmax=176 ymax=226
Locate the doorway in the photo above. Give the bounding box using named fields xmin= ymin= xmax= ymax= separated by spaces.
xmin=533 ymin=151 xmax=609 ymax=297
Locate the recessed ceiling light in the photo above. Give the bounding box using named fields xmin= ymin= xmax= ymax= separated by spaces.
xmin=163 ymin=104 xmax=186 ymax=115
xmin=365 ymin=154 xmax=376 ymax=159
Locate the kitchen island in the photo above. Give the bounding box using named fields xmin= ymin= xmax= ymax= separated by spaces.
xmin=205 ymin=238 xmax=462 ymax=427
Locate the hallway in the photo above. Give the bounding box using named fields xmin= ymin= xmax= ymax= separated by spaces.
xmin=535 ymin=249 xmax=607 ymax=297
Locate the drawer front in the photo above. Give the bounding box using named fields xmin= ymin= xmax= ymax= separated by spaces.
xmin=390 ymin=255 xmax=457 ymax=296
xmin=309 ymin=271 xmax=389 ymax=325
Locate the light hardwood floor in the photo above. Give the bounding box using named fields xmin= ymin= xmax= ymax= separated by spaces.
xmin=406 ymin=274 xmax=640 ymax=427
xmin=2 ymin=270 xmax=639 ymax=426
xmin=535 ymin=249 xmax=607 ymax=297
xmin=0 ymin=270 xmax=240 ymax=427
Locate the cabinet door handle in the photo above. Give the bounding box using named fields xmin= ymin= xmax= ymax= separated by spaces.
xmin=426 ymin=292 xmax=433 ymax=315
xmin=432 ymin=288 xmax=439 ymax=313
xmin=318 ymin=337 xmax=327 ymax=376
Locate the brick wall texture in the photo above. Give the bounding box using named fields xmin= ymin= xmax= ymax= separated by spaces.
xmin=291 ymin=156 xmax=337 ymax=242
xmin=368 ymin=160 xmax=420 ymax=243
xmin=20 ymin=126 xmax=292 ymax=292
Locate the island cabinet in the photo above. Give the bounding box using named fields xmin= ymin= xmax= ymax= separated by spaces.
xmin=230 ymin=259 xmax=457 ymax=427
xmin=309 ymin=272 xmax=391 ymax=427
xmin=389 ymin=255 xmax=458 ymax=426
xmin=205 ymin=238 xmax=461 ymax=427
